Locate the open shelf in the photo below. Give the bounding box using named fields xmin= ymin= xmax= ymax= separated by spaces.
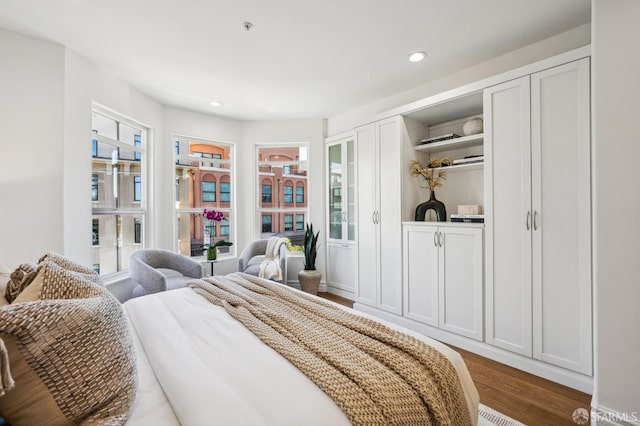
xmin=415 ymin=133 xmax=483 ymax=154
xmin=428 ymin=162 xmax=483 ymax=173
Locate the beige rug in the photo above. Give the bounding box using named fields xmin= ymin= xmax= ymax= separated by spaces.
xmin=478 ymin=404 xmax=526 ymax=426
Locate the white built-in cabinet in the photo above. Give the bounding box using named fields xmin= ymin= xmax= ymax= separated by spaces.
xmin=403 ymin=223 xmax=483 ymax=340
xmin=355 ymin=117 xmax=403 ymax=314
xmin=484 ymin=58 xmax=592 ymax=375
xmin=325 ymin=134 xmax=357 ymax=298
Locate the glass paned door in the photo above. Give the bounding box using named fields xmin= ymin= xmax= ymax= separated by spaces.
xmin=328 ymin=143 xmax=343 ymax=240
xmin=347 ymin=140 xmax=355 ymax=241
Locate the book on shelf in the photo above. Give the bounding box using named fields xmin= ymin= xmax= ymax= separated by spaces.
xmin=420 ymin=133 xmax=460 ymax=145
xmin=450 ymin=214 xmax=485 ymax=223
xmin=452 ymin=155 xmax=484 ymax=166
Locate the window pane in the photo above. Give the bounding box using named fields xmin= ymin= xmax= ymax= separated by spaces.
xmin=296 ymin=186 xmax=304 ymax=203
xmin=133 ymin=176 xmax=141 ymax=202
xmin=91 ymin=213 xmax=143 ymax=275
xmin=177 ymin=211 xmax=233 ymax=257
xmin=92 ymin=174 xmax=99 ymax=201
xmin=202 ymin=181 xmax=216 ymax=202
xmin=295 ymin=214 xmax=304 ymax=231
xmin=261 ymin=184 xmax=272 ymax=203
xmin=284 ymin=214 xmax=293 ymax=231
xmin=284 ymin=186 xmax=293 ymax=203
xmin=261 ymin=215 xmax=273 ymax=234
xmin=220 ymin=182 xmax=231 ymax=203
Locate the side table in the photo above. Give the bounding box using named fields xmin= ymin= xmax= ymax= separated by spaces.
xmin=205 ymin=259 xmax=219 ymax=277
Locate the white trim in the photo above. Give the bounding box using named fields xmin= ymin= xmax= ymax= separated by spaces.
xmin=326 ymin=285 xmax=355 ymax=300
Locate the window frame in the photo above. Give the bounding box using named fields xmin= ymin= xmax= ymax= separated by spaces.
xmin=91 ymin=105 xmax=148 ymax=277
xmin=174 ymin=135 xmax=236 ymax=259
xmin=255 ymin=143 xmax=309 ymax=240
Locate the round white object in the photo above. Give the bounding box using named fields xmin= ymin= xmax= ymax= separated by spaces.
xmin=463 ymin=117 xmax=483 ymax=135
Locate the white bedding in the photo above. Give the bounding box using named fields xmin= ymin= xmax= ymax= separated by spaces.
xmin=124 ymin=286 xmax=479 ymax=425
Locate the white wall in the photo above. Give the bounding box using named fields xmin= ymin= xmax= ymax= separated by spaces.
xmin=0 ymin=28 xmax=65 ymax=268
xmin=592 ymin=0 xmax=640 ymax=421
xmin=63 ymin=49 xmax=164 ymax=267
xmin=327 ymin=24 xmax=591 ymax=136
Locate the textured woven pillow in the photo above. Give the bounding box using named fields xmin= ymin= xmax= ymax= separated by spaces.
xmin=4 ymin=263 xmax=38 ymax=303
xmin=0 ymin=261 xmax=137 ymax=424
xmin=39 ymin=252 xmax=103 ymax=286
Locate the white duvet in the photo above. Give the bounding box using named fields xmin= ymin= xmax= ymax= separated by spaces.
xmin=124 ymin=286 xmax=479 ymax=426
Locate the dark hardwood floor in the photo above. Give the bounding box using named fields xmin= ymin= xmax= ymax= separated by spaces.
xmin=316 ymin=292 xmax=592 ymax=425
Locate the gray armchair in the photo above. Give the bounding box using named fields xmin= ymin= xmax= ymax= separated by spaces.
xmin=129 ymin=249 xmax=203 ymax=298
xmin=238 ymin=239 xmax=287 ymax=282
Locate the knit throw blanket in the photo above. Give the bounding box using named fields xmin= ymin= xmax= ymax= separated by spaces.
xmin=188 ymin=273 xmax=472 ymax=426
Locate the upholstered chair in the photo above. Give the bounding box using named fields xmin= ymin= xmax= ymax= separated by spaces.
xmin=129 ymin=249 xmax=203 ymax=298
xmin=237 ymin=239 xmax=287 ymax=282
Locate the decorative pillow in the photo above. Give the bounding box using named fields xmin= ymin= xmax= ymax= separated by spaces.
xmin=38 ymin=252 xmax=103 ymax=286
xmin=0 ymin=261 xmax=137 ymax=424
xmin=4 ymin=263 xmax=38 ymax=303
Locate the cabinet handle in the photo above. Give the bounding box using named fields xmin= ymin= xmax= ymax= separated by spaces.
xmin=534 ymin=211 xmax=539 ymax=231
xmin=375 ymin=211 xmax=380 ymax=224
xmin=433 ymin=232 xmax=438 ymax=247
xmin=372 ymin=211 xmax=376 ymax=224
xmin=439 ymin=231 xmax=443 ymax=247
xmin=526 ymin=211 xmax=531 ymax=231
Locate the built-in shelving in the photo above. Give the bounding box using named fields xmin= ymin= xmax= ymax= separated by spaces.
xmin=428 ymin=162 xmax=483 ymax=173
xmin=414 ymin=133 xmax=483 ymax=154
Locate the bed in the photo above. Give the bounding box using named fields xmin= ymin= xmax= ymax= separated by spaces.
xmin=123 ymin=274 xmax=479 ymax=426
xmin=1 ymin=258 xmax=478 ymax=425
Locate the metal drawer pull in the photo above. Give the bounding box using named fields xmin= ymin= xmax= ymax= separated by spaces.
xmin=526 ymin=211 xmax=531 ymax=230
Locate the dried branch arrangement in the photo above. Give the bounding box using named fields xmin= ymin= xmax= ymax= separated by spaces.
xmin=409 ymin=156 xmax=452 ymax=190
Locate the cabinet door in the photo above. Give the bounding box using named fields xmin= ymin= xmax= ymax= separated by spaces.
xmin=355 ymin=125 xmax=378 ymax=307
xmin=484 ymin=77 xmax=533 ymax=356
xmin=531 ymin=58 xmax=592 ymax=375
xmin=377 ymin=117 xmax=403 ymax=314
xmin=439 ymin=227 xmax=484 ymax=341
xmin=327 ymin=243 xmax=356 ymax=294
xmin=403 ymin=225 xmax=439 ymax=326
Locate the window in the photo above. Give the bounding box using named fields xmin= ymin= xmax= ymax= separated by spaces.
xmin=295 ymin=214 xmax=304 ymax=231
xmin=257 ymin=145 xmax=308 ymax=241
xmin=202 ymin=181 xmax=216 ymax=202
xmin=262 ymin=215 xmax=273 ymax=233
xmin=284 ymin=214 xmax=293 ymax=231
xmin=175 ymin=136 xmax=235 ymax=258
xmin=92 ymin=218 xmax=99 ymax=246
xmin=92 ymin=264 xmax=100 ymax=274
xmin=220 ymin=182 xmax=231 ymax=203
xmin=92 ymin=174 xmax=99 ymax=201
xmin=296 ymin=185 xmax=304 ymax=203
xmin=134 ymin=218 xmax=142 ymax=244
xmin=91 ymin=110 xmax=146 ymax=275
xmin=262 ymin=184 xmax=272 ymax=203
xmin=133 ymin=176 xmax=141 ymax=202
xmin=134 ymin=134 xmax=141 ymax=161
xmin=284 ymin=185 xmax=293 ymax=203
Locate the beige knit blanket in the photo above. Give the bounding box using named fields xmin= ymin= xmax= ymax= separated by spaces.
xmin=188 ymin=273 xmax=472 ymax=426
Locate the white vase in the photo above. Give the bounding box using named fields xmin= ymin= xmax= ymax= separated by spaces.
xmin=463 ymin=117 xmax=483 ymax=136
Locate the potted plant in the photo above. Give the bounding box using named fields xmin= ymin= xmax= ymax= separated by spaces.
xmin=298 ymin=223 xmax=321 ymax=295
xmin=200 ymin=209 xmax=233 ymax=260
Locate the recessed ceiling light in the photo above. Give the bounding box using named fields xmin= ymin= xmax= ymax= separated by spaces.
xmin=409 ymin=51 xmax=427 ymax=63
xmin=209 ymin=100 xmax=222 ymax=107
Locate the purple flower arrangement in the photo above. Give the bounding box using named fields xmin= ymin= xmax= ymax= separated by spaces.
xmin=203 ymin=208 xmax=225 ymax=222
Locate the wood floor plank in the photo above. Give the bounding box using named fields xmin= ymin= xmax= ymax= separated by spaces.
xmin=317 ymin=293 xmax=593 ymax=425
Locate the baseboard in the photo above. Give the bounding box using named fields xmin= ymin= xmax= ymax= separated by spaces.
xmin=326 ymin=285 xmax=355 ymax=299
xmin=353 ymin=302 xmax=594 ymax=394
xmin=591 ymin=405 xmax=640 ymax=426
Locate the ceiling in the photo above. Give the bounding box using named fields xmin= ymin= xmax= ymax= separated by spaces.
xmin=0 ymin=0 xmax=590 ymax=121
